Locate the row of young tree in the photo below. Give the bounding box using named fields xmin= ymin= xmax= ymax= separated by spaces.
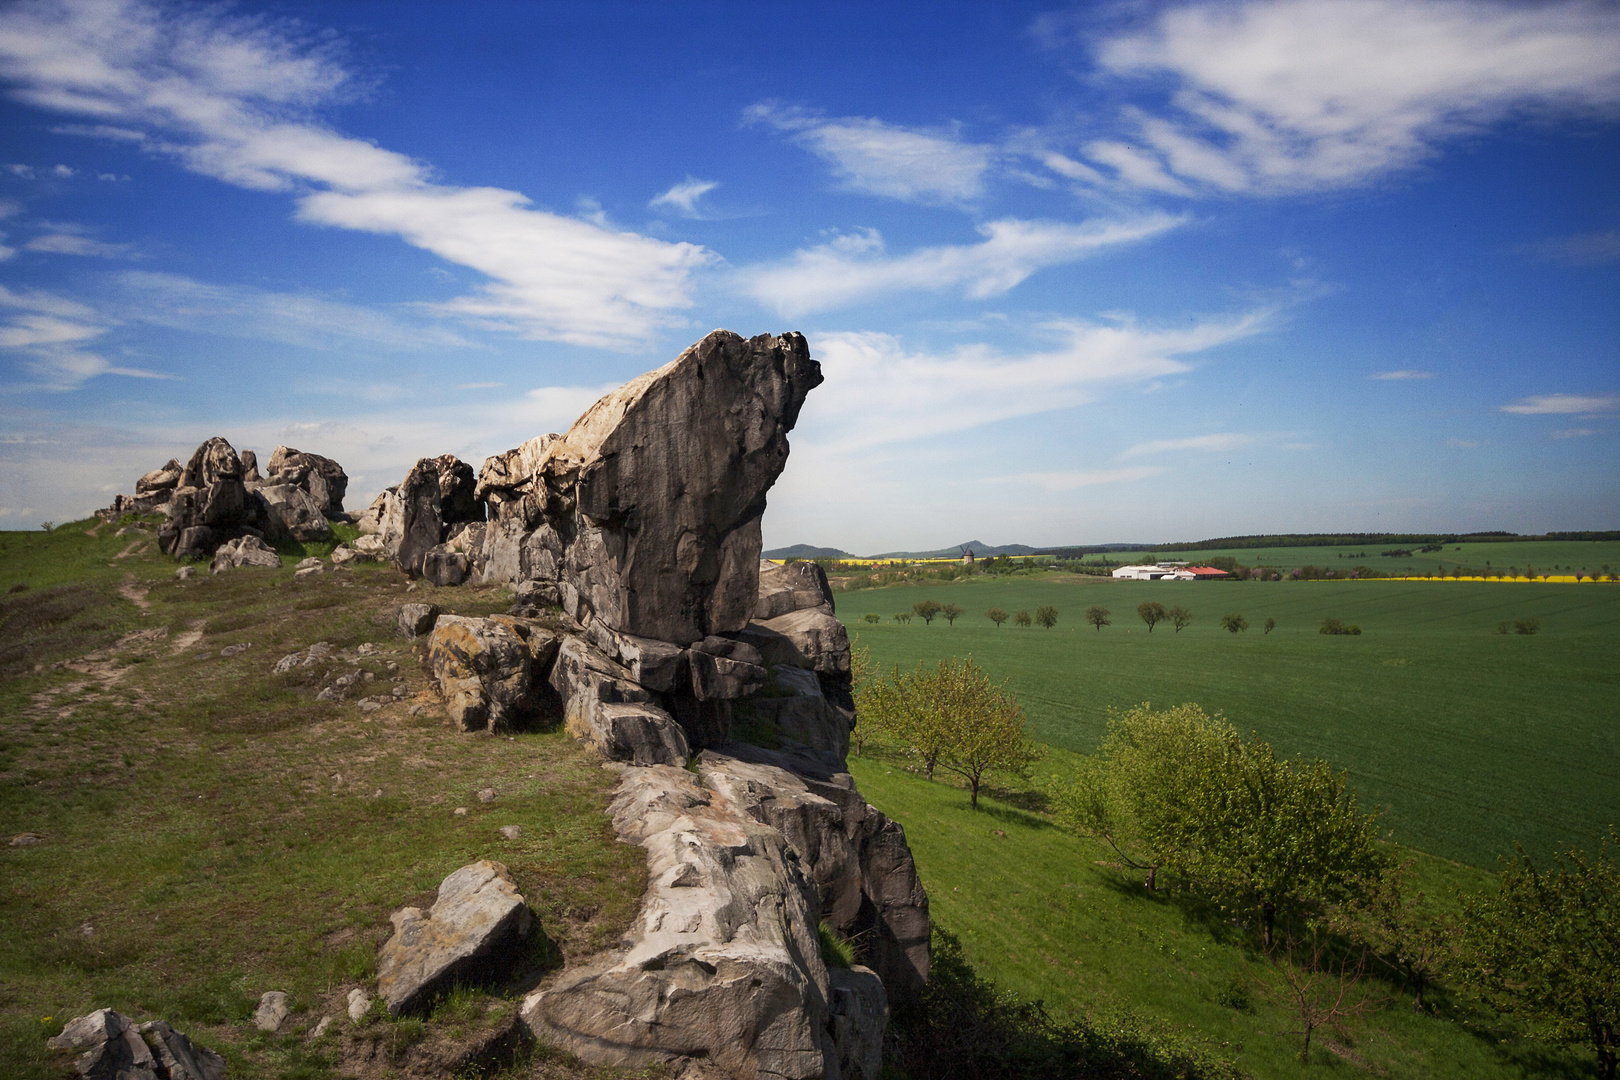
xmin=1050 ymin=703 xmax=1620 ymax=1076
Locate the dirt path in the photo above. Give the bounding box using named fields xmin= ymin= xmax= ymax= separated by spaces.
xmin=117 ymin=574 xmax=151 ymax=610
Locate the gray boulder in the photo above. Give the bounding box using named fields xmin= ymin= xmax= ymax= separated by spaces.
xmin=210 ymin=535 xmax=283 ymax=574
xmin=136 ymin=459 xmax=183 ymax=497
xmin=159 ymin=437 xmax=248 ymax=556
xmin=550 ymin=635 xmax=689 ymax=765
xmin=688 ymin=636 xmax=767 ymax=701
xmin=264 ymin=445 xmax=348 ymax=516
xmin=479 ymin=330 xmax=822 ymax=645
xmin=380 ymin=460 xmax=443 ymax=577
xmin=253 ymin=991 xmax=289 ymax=1032
xmin=239 ymin=449 xmax=260 ymax=482
xmin=356 ymin=489 xmax=392 ymax=535
xmin=429 ymin=453 xmax=481 ymax=526
xmin=252 ymin=483 xmax=332 ymax=543
xmin=398 ymin=602 xmax=441 ymax=638
xmin=376 ymin=860 xmax=534 ymax=1016
xmin=756 ymin=559 xmax=835 ymax=620
xmin=422 ymin=545 xmax=469 ymax=587
xmin=47 ymin=1008 xmax=224 ymax=1080
xmin=760 ymin=607 xmax=852 ymax=677
xmin=828 ymin=967 xmax=887 ymax=1080
xmin=427 ymin=615 xmax=553 ymax=732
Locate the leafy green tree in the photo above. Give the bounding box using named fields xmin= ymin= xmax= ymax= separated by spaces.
xmin=1334 ymin=859 xmax=1455 ymax=1013
xmin=986 ymin=607 xmax=1009 ymax=628
xmin=893 ymin=612 xmax=911 ymax=625
xmin=1013 ymin=609 xmax=1032 ymax=628
xmin=863 ymin=613 xmax=880 ymax=624
xmin=863 ymin=658 xmax=1043 ymax=808
xmin=1085 ymin=605 xmax=1110 ymax=631
xmin=1459 ymin=831 xmax=1620 ymax=1080
xmin=941 ymin=602 xmax=965 ymax=626
xmin=1170 ymin=606 xmax=1192 ymax=633
xmin=1035 ymin=605 xmax=1059 ymax=629
xmin=1138 ymin=601 xmax=1168 ymax=632
xmin=1220 ymin=612 xmax=1249 ymax=634
xmin=913 ymin=599 xmax=943 ymax=625
xmin=1264 ymin=617 xmax=1276 ymax=635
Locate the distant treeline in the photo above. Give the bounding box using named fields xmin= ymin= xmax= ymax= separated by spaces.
xmin=1066 ymin=531 xmax=1619 ymax=555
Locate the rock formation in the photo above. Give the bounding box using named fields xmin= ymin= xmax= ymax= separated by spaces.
xmin=369 ymin=453 xmax=485 ymax=578
xmin=477 ymin=330 xmax=823 ymax=644
xmin=411 ymin=330 xmax=924 ymax=1080
xmin=100 ymin=438 xmax=350 ymax=558
xmin=377 ymin=861 xmax=535 ymax=1016
xmin=48 ymin=1008 xmax=225 ymax=1080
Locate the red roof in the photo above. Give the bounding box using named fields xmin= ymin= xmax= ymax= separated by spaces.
xmin=1183 ymin=566 xmax=1229 ymax=577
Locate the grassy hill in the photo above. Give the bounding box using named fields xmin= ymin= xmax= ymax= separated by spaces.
xmin=842 ymin=576 xmax=1620 ymax=869
xmin=0 ymin=521 xmax=648 ymax=1079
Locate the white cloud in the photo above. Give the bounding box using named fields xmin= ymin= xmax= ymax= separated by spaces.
xmin=51 ymin=163 xmax=74 ymax=177
xmin=747 ymin=103 xmax=995 ymax=204
xmin=796 ymin=310 xmax=1269 ymax=451
xmin=456 ymin=381 xmax=502 ymax=390
xmin=6 ymin=164 xmax=34 ymax=177
xmin=24 ymin=233 xmax=134 ymax=257
xmin=1122 ymin=432 xmax=1257 ymax=457
xmin=742 ymin=213 xmax=1183 ymax=315
xmin=1550 ymin=427 xmax=1596 ymax=439
xmin=1501 ymin=393 xmax=1620 ymax=415
xmin=983 ymin=466 xmax=1163 ymax=492
xmin=0 ymin=283 xmax=170 ymax=387
xmin=1371 ymin=369 xmax=1435 ymax=380
xmin=649 ymin=177 xmax=718 ymax=218
xmin=0 ymin=0 xmax=712 ymax=348
xmin=1085 ymin=0 xmax=1620 ymax=195
xmin=112 ymin=271 xmax=473 ymax=352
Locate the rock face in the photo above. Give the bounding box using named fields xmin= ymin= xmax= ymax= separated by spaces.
xmin=521 ymin=753 xmax=899 ymax=1079
xmin=373 ymin=453 xmax=484 ymax=577
xmin=479 ymin=330 xmax=822 ymax=645
xmin=48 ymin=1008 xmax=226 ymax=1080
xmin=251 ymin=483 xmax=332 ymax=543
xmin=408 ymin=331 xmax=925 ymax=1079
xmin=209 ymin=534 xmax=283 ymax=574
xmin=377 ymin=861 xmax=534 ymax=1016
xmin=264 ymin=445 xmax=348 ymax=516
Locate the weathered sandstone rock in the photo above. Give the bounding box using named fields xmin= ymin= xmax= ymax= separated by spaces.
xmin=252 ymin=483 xmax=332 ymax=543
xmin=756 ymin=559 xmax=835 ymax=620
xmin=265 ymin=446 xmax=348 ymax=516
xmin=48 ymin=1008 xmax=226 ymax=1080
xmin=398 ymin=602 xmax=441 ymax=638
xmin=160 ymin=438 xmax=248 ymax=556
xmin=209 ymin=535 xmax=283 ymax=574
xmin=380 ymin=460 xmax=443 ymax=577
xmin=550 ymin=635 xmax=689 ymax=765
xmin=239 ymin=449 xmax=260 ymax=482
xmin=429 ymin=453 xmax=480 ymax=526
xmin=427 ymin=615 xmax=556 ymax=732
xmin=377 ymin=860 xmax=533 ymax=1016
xmin=422 ymin=545 xmax=470 ymax=586
xmin=521 ymin=761 xmax=861 ymax=1079
xmin=479 ymin=330 xmax=822 ymax=645
xmin=136 ymin=459 xmax=183 ymax=497
xmin=254 ymin=991 xmax=289 ymax=1032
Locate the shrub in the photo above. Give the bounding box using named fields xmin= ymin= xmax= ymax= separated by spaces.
xmin=1515 ymin=617 xmax=1541 ymax=635
xmin=1319 ymin=617 xmax=1362 ymax=635
xmin=862 ymin=613 xmax=880 ymax=624
xmin=1220 ymin=613 xmax=1248 ymax=634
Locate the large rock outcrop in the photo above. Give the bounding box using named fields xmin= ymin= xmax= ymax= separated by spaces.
xmin=521 ymin=759 xmax=887 ymax=1080
xmin=479 ymin=330 xmax=822 ymax=645
xmin=411 ymin=330 xmax=925 ymax=1079
xmin=264 ymin=446 xmax=348 ymax=516
xmin=48 ymin=1008 xmax=225 ymax=1080
xmin=371 ymin=453 xmax=485 ymax=577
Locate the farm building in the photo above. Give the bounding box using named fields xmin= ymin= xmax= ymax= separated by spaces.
xmin=1112 ymin=562 xmax=1229 ymax=581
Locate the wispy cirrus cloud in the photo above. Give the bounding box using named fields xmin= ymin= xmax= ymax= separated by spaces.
xmin=0 ymin=283 xmax=169 ymax=388
xmin=1501 ymin=393 xmax=1620 ymax=415
xmin=649 ymin=177 xmax=719 ymax=218
xmin=1072 ymin=0 xmax=1620 ymax=196
xmin=1522 ymin=230 xmax=1620 ymax=266
xmin=797 ymin=309 xmax=1270 ymax=450
xmin=745 ymin=102 xmax=996 ymax=205
xmin=0 ymin=0 xmax=713 ymax=348
xmin=24 ymin=233 xmax=135 ymax=257
xmin=1122 ymin=432 xmax=1258 ymax=457
xmin=1371 ymin=369 xmax=1434 ymax=380
xmin=741 ymin=213 xmax=1183 ymax=315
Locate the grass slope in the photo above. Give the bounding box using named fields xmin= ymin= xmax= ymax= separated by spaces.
xmin=848 ymin=749 xmax=1590 ymax=1080
xmin=842 ymin=577 xmax=1620 ymax=868
xmin=0 ymin=520 xmax=654 ymax=1080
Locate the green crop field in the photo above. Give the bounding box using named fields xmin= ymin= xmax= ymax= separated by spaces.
xmin=1068 ymin=539 xmax=1620 ymax=579
xmin=841 ymin=576 xmax=1620 ymax=869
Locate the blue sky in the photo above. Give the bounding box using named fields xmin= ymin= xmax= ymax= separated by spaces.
xmin=0 ymin=0 xmax=1615 ymax=551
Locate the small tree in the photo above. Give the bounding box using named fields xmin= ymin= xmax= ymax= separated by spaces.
xmin=1272 ymin=931 xmax=1377 ymax=1064
xmin=1170 ymin=606 xmax=1192 ymax=633
xmin=932 ymin=657 xmax=1044 ymax=808
xmin=1264 ymin=617 xmax=1276 ymax=635
xmin=941 ymin=602 xmax=964 ymax=627
xmin=986 ymin=607 xmax=1010 ymax=628
xmin=1035 ymin=605 xmax=1059 ymax=629
xmin=1137 ymin=601 xmax=1168 ymax=632
xmin=863 ymin=613 xmax=880 ymax=624
xmin=1335 ymin=859 xmax=1454 ymax=1013
xmin=1221 ymin=612 xmax=1249 ymax=634
xmin=1013 ymin=609 xmax=1032 ymax=628
xmin=913 ymin=599 xmax=942 ymax=625
xmin=1460 ymin=831 xmax=1620 ymax=1080
xmin=1085 ymin=605 xmax=1110 ymax=631
xmin=893 ymin=612 xmax=911 ymax=625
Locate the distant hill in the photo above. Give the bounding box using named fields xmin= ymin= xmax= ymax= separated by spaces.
xmin=762 ymin=543 xmax=858 ymax=560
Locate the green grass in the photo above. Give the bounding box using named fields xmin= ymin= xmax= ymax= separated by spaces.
xmin=0 ymin=521 xmax=647 ymax=1080
xmin=848 ymin=750 xmax=1592 ymax=1080
xmin=1070 ymin=539 xmax=1620 ymax=578
xmin=842 ymin=576 xmax=1620 ymax=869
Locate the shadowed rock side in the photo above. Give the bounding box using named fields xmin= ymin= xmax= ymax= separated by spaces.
xmin=478 ymin=329 xmax=823 ymax=645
